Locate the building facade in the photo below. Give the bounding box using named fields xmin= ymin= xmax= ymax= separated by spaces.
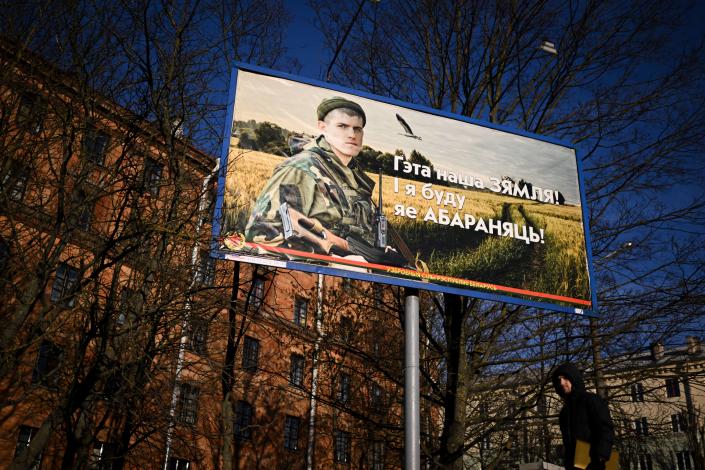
xmin=0 ymin=39 xmax=405 ymax=469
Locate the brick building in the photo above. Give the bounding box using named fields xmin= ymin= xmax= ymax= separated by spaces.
xmin=0 ymin=39 xmax=404 ymax=469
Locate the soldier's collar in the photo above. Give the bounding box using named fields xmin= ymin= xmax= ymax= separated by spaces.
xmin=313 ymin=135 xmax=350 ymax=167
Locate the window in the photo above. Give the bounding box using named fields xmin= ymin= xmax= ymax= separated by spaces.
xmin=166 ymin=457 xmax=190 ymax=470
xmin=631 ymin=383 xmax=644 ymax=402
xmin=336 ymin=373 xmax=350 ymax=404
xmin=373 ymin=284 xmax=384 ymax=307
xmin=672 ymin=413 xmax=687 ymax=433
xmin=293 ymin=297 xmax=308 ymax=327
xmin=0 ymin=238 xmax=9 ymax=273
xmin=186 ymin=317 xmax=208 ymax=356
xmin=89 ymin=441 xmax=118 ymax=470
xmin=2 ymin=160 xmax=30 ymax=201
xmin=634 ymin=417 xmax=649 ymax=436
xmin=283 ymin=415 xmax=301 ymax=451
xmin=70 ymin=187 xmax=94 ymax=231
xmin=249 ymin=277 xmax=265 ymax=310
xmin=334 ymin=429 xmax=351 ymax=464
xmin=15 ymin=425 xmax=41 ymax=470
xmin=102 ymin=366 xmax=123 ymax=400
xmin=340 ymin=316 xmax=353 ymax=343
xmin=666 ymin=377 xmax=681 ymax=397
xmin=242 ymin=336 xmax=260 ymax=372
xmin=234 ymin=400 xmax=254 ymax=440
xmin=481 ymin=435 xmax=491 ymax=450
xmin=83 ymin=126 xmax=110 ymax=166
xmin=32 ymin=341 xmax=63 ymax=387
xmin=637 ymin=453 xmax=653 ymax=470
xmin=371 ymin=440 xmax=384 ymax=470
xmin=676 ymin=451 xmax=692 ymax=470
xmin=176 ymin=383 xmax=199 ymax=425
xmin=142 ymin=157 xmax=163 ymax=195
xmin=290 ymin=354 xmax=305 ymax=388
xmin=117 ymin=288 xmax=139 ymax=325
xmin=16 ymin=92 xmax=46 ymax=134
xmin=51 ymin=263 xmax=80 ymax=307
xmin=370 ymin=381 xmax=384 ymax=413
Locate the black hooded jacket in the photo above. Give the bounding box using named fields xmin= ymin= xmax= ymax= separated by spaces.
xmin=552 ymin=363 xmax=615 ymax=470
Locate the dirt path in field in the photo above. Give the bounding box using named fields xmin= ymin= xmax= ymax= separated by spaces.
xmin=497 ymin=203 xmax=544 ymax=288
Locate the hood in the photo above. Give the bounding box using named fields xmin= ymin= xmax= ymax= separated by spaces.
xmin=552 ymin=362 xmax=586 ymax=398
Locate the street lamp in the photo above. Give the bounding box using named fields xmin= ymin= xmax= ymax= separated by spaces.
xmin=540 ymin=39 xmax=557 ymax=55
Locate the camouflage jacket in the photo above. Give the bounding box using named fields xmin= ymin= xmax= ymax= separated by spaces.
xmin=245 ymin=136 xmax=376 ymax=250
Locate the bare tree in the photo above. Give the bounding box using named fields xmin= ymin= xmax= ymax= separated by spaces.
xmin=310 ymin=0 xmax=705 ymax=467
xmin=0 ymin=0 xmax=290 ymax=468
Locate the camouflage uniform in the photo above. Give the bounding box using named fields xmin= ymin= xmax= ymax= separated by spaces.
xmin=245 ymin=135 xmax=376 ymax=251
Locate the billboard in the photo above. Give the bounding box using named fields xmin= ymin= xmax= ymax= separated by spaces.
xmin=212 ymin=65 xmax=598 ymax=315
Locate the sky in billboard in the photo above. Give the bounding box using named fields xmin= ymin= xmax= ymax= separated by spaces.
xmin=233 ymin=71 xmax=581 ymax=204
xmin=215 ymin=67 xmax=595 ymax=314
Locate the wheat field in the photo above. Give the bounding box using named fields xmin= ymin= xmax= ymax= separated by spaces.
xmin=222 ymin=147 xmax=591 ymax=302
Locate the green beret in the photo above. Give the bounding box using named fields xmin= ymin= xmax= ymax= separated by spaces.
xmin=317 ymin=96 xmax=366 ymax=126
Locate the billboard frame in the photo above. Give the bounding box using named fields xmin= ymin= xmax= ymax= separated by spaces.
xmin=211 ymin=63 xmax=599 ymax=317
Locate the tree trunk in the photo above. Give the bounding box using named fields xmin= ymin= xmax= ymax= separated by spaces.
xmin=438 ymin=293 xmax=470 ymax=469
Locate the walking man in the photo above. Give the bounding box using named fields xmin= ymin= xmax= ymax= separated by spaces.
xmin=552 ymin=363 xmax=615 ymax=470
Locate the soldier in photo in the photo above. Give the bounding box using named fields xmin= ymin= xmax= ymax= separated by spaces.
xmin=244 ymin=96 xmax=407 ymax=267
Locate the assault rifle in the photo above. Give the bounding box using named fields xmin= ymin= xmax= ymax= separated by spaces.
xmin=374 ymin=169 xmax=387 ymax=249
xmin=278 ymin=202 xmax=408 ymax=267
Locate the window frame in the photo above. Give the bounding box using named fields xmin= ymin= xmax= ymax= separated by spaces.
xmin=142 ymin=157 xmax=163 ymax=195
xmin=370 ymin=381 xmax=384 ymax=413
xmin=176 ymin=382 xmax=200 ymax=425
xmin=283 ymin=415 xmax=301 ymax=451
xmin=666 ymin=377 xmax=681 ymax=397
xmin=290 ymin=353 xmax=305 ymax=388
xmin=293 ymin=297 xmax=308 ymax=327
xmin=242 ymin=335 xmax=260 ymax=372
xmin=672 ymin=413 xmax=687 ymax=433
xmin=70 ymin=185 xmax=96 ymax=231
xmin=336 ymin=372 xmax=350 ymax=404
xmin=166 ymin=457 xmax=191 ymax=470
xmin=82 ymin=125 xmax=111 ymax=166
xmin=89 ymin=441 xmax=118 ymax=470
xmin=634 ymin=417 xmax=649 ymax=436
xmin=631 ymin=382 xmax=644 ymax=402
xmin=333 ymin=429 xmax=351 ymax=464
xmin=186 ymin=316 xmax=208 ymax=356
xmin=249 ymin=276 xmax=265 ymax=310
xmin=676 ymin=450 xmax=692 ymax=470
xmin=15 ymin=425 xmax=42 ymax=470
xmin=16 ymin=92 xmax=46 ymax=135
xmin=50 ymin=263 xmax=80 ymax=307
xmin=234 ymin=400 xmax=254 ymax=441
xmin=2 ymin=159 xmax=30 ymax=202
xmin=340 ymin=316 xmax=353 ymax=343
xmin=370 ymin=440 xmax=385 ymax=470
xmin=31 ymin=341 xmax=64 ymax=388
xmin=637 ymin=453 xmax=653 ymax=470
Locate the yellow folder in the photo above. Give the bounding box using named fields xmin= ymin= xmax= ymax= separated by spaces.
xmin=574 ymin=439 xmax=619 ymax=470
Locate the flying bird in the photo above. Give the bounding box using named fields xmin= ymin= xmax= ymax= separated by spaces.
xmin=396 ymin=113 xmax=422 ymax=141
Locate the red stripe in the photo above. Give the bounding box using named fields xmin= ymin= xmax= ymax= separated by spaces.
xmin=232 ymin=239 xmax=592 ymax=307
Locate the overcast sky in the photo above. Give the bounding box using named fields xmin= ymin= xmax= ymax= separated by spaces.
xmin=233 ymin=70 xmax=582 ymax=204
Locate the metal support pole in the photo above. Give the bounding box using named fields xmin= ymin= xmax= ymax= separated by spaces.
xmin=404 ymin=287 xmax=420 ymax=470
xmin=305 ymin=274 xmax=324 ymax=470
